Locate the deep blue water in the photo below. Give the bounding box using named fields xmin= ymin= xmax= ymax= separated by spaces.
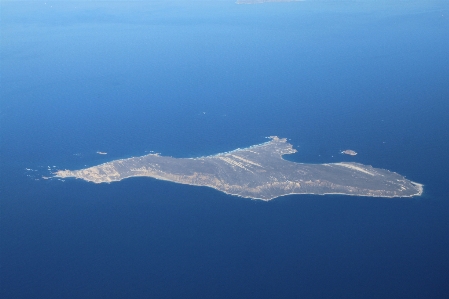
xmin=1 ymin=1 xmax=449 ymax=298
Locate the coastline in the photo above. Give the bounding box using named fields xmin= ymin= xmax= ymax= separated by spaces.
xmin=54 ymin=136 xmax=423 ymax=200
xmin=54 ymin=169 xmax=424 ymax=201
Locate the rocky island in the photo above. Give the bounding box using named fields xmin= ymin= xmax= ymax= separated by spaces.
xmin=55 ymin=137 xmax=423 ymax=201
xmin=342 ymin=150 xmax=357 ymax=156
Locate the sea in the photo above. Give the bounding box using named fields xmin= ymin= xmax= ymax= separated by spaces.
xmin=1 ymin=1 xmax=448 ymax=298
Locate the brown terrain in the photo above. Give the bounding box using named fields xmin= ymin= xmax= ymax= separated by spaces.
xmin=55 ymin=137 xmax=423 ymax=200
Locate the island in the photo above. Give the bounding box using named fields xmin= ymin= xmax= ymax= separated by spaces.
xmin=342 ymin=150 xmax=357 ymax=156
xmin=54 ymin=137 xmax=423 ymax=201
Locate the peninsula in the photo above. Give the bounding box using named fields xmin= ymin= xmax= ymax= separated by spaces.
xmin=54 ymin=137 xmax=423 ymax=201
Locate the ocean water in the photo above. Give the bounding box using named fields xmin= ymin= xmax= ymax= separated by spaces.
xmin=1 ymin=1 xmax=449 ymax=298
